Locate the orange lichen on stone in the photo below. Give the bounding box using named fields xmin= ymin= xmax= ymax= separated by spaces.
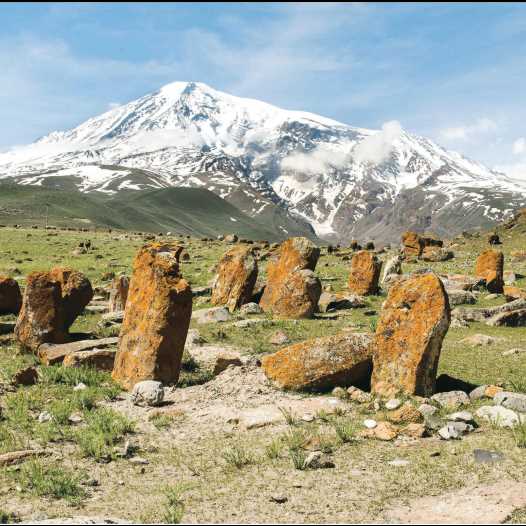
xmin=348 ymin=250 xmax=382 ymax=295
xmin=371 ymin=271 xmax=450 ymax=397
xmin=261 ymin=332 xmax=372 ymax=391
xmin=211 ymin=245 xmax=258 ymax=312
xmin=112 ymin=242 xmax=192 ymax=390
xmin=15 ymin=272 xmax=69 ymax=351
xmin=474 ymin=249 xmax=504 ymax=293
xmin=109 ymin=275 xmax=130 ymax=313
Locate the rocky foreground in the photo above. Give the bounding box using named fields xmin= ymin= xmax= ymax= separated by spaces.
xmin=0 ymin=211 xmax=525 ymax=523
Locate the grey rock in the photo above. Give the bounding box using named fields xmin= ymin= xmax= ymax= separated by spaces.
xmin=493 ymin=391 xmax=526 ymax=413
xmin=192 ymin=306 xmax=232 ymax=324
xmin=438 ymin=421 xmax=474 ymax=440
xmin=239 ymin=302 xmax=263 ymax=315
xmin=418 ymin=404 xmax=438 ymax=418
xmin=469 ymin=385 xmax=489 ymax=401
xmin=473 ymin=449 xmax=505 ymax=464
xmin=131 ymin=381 xmax=164 ymax=407
xmin=475 ymin=405 xmax=522 ymax=428
xmin=431 ymin=390 xmax=470 ymax=409
xmin=303 ymin=451 xmax=335 ymax=470
xmin=447 ymin=411 xmax=475 ymax=423
xmin=385 ymin=398 xmax=402 ymax=410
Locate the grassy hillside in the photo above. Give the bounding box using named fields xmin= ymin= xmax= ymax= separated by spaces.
xmin=0 ymin=183 xmax=315 ymax=242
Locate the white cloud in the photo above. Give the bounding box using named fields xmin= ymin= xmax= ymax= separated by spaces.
xmin=439 ymin=118 xmax=498 ymax=142
xmin=107 ymin=102 xmax=121 ymax=110
xmin=353 ymin=120 xmax=403 ymax=164
xmin=512 ymin=137 xmax=526 ymax=155
xmin=281 ymin=144 xmax=349 ymax=174
xmin=495 ymin=161 xmax=526 ymax=180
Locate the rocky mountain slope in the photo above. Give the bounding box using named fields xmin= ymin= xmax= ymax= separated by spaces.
xmin=1 ymin=81 xmax=525 ymax=243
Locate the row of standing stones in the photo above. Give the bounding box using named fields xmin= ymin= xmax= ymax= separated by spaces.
xmin=0 ymin=229 xmax=524 ymax=403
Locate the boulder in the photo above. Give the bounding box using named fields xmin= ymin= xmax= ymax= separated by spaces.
xmin=211 ymin=246 xmax=258 ymax=312
xmin=348 ymin=251 xmax=382 ymax=296
xmin=63 ymin=348 xmax=116 ymax=371
xmin=371 ymin=271 xmax=450 ymax=397
xmin=112 ymin=243 xmax=192 ymax=390
xmin=487 ymin=309 xmax=526 ymax=327
xmin=109 ymin=275 xmax=129 ymax=313
xmin=131 ymin=380 xmax=164 ymax=407
xmin=0 ymin=276 xmax=22 ymax=314
xmin=15 ymin=272 xmax=68 ymax=351
xmin=261 ymin=332 xmax=372 ymax=391
xmin=447 ymin=289 xmax=477 ymax=306
xmin=381 ymin=255 xmax=403 ymax=285
xmin=421 ymin=247 xmax=454 ymax=262
xmin=260 ymin=237 xmax=320 ymax=317
xmin=401 ymin=231 xmax=424 ymax=258
xmin=48 ymin=268 xmax=93 ymax=330
xmin=318 ymin=292 xmax=365 ymax=313
xmin=474 ymin=249 xmax=504 ymax=293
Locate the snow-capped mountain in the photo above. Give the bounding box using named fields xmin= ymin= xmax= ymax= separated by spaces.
xmin=1 ymin=81 xmax=525 ymax=243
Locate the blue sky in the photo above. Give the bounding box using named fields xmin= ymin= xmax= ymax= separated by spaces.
xmin=1 ymin=2 xmax=526 ymax=176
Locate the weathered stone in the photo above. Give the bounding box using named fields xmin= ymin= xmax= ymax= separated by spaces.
xmin=0 ymin=276 xmax=22 ymax=314
xmin=260 ymin=237 xmax=320 ymax=316
xmin=421 ymin=247 xmax=454 ymax=262
xmin=401 ymin=231 xmax=424 ymax=258
xmin=373 ymin=421 xmax=398 ymax=441
xmin=269 ymin=330 xmax=291 ymax=345
xmin=109 ymin=275 xmax=129 ymax=313
xmin=438 ymin=421 xmax=474 ymax=440
xmin=460 ymin=334 xmax=500 ymax=346
xmin=49 ymin=268 xmax=93 ymax=330
xmin=211 ymin=246 xmax=258 ymax=312
xmin=15 ymin=272 xmax=68 ymax=351
xmin=447 ymin=289 xmax=477 ymax=306
xmin=401 ymin=423 xmax=427 ymax=438
xmin=487 ymin=308 xmax=526 ymax=327
xmin=38 ymin=337 xmax=119 ymax=365
xmin=348 ymin=251 xmax=382 ymax=296
xmin=476 ymin=405 xmax=522 ymax=428
xmin=131 ymin=380 xmax=164 ymax=407
xmin=63 ymin=349 xmax=116 ymax=371
xmin=381 ymin=255 xmax=403 ymax=285
xmin=265 ymin=269 xmax=321 ymax=319
xmin=318 ymin=292 xmax=365 ymax=313
xmin=430 ymin=390 xmax=470 ymax=409
xmin=12 ymin=366 xmax=38 ymax=386
xmin=112 ymin=243 xmax=192 ymax=390
xmin=474 ymin=249 xmax=504 ymax=293
xmin=303 ymin=451 xmax=335 ymax=469
xmin=503 ymin=286 xmax=526 ymax=301
xmin=213 ymin=351 xmax=243 ymax=375
xmin=239 ymin=302 xmax=263 ymax=316
xmin=493 ymin=391 xmax=526 ymax=413
xmin=387 ymin=402 xmax=422 ymax=424
xmin=371 ymin=272 xmax=450 ymax=397
xmin=261 ymin=332 xmax=372 ymax=391
xmin=192 ymin=306 xmax=232 ymax=324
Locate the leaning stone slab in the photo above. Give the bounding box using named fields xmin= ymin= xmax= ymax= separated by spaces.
xmin=487 ymin=308 xmax=526 ymax=327
xmin=63 ymin=348 xmax=116 ymax=371
xmin=38 ymin=337 xmax=119 ymax=365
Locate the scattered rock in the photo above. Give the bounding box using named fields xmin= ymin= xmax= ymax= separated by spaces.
xmin=261 ymin=332 xmax=372 ymax=391
xmin=476 ymin=405 xmax=522 ymax=428
xmin=385 ymin=398 xmax=402 ymax=410
xmin=430 ymin=390 xmax=470 ymax=409
xmin=239 ymin=302 xmax=263 ymax=316
xmin=303 ymin=451 xmax=335 ymax=470
xmin=473 ymin=449 xmax=504 ymax=464
xmin=12 ymin=366 xmax=38 ymax=386
xmin=131 ymin=380 xmax=165 ymax=407
xmin=438 ymin=421 xmax=474 ymax=440
xmin=493 ymin=391 xmax=526 ymax=413
xmin=192 ymin=307 xmax=232 ymax=324
xmin=269 ymin=330 xmax=291 ymax=345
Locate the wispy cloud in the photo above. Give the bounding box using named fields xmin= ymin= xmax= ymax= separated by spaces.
xmin=439 ymin=118 xmax=498 ymax=142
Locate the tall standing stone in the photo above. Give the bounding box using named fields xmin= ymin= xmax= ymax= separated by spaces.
xmin=474 ymin=249 xmax=504 ymax=293
xmin=260 ymin=237 xmax=321 ymax=318
xmin=348 ymin=251 xmax=382 ymax=295
xmin=112 ymin=243 xmax=192 ymax=390
xmin=211 ymin=246 xmax=258 ymax=312
xmin=401 ymin=231 xmax=423 ymax=258
xmin=15 ymin=272 xmax=68 ymax=351
xmin=109 ymin=275 xmax=129 ymax=313
xmin=49 ymin=268 xmax=93 ymax=330
xmin=0 ymin=276 xmax=22 ymax=315
xmin=371 ymin=271 xmax=450 ymax=397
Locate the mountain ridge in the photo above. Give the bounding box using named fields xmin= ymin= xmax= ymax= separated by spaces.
xmin=1 ymin=80 xmax=525 ymax=243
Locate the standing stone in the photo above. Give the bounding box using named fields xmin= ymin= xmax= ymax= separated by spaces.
xmin=348 ymin=251 xmax=382 ymax=295
xmin=475 ymin=249 xmax=504 ymax=293
xmin=261 ymin=332 xmax=372 ymax=391
xmin=211 ymin=246 xmax=258 ymax=312
xmin=401 ymin=231 xmax=423 ymax=258
xmin=112 ymin=243 xmax=192 ymax=390
xmin=260 ymin=237 xmax=320 ymax=318
xmin=14 ymin=272 xmax=68 ymax=351
xmin=371 ymin=271 xmax=450 ymax=397
xmin=0 ymin=276 xmax=22 ymax=315
xmin=49 ymin=268 xmax=93 ymax=330
xmin=109 ymin=275 xmax=129 ymax=313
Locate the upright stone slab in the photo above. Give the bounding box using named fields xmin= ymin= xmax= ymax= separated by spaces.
xmin=0 ymin=276 xmax=22 ymax=315
xmin=260 ymin=237 xmax=320 ymax=318
xmin=112 ymin=243 xmax=192 ymax=390
xmin=211 ymin=246 xmax=258 ymax=312
xmin=14 ymin=272 xmax=68 ymax=351
xmin=348 ymin=251 xmax=382 ymax=295
xmin=109 ymin=275 xmax=129 ymax=313
xmin=371 ymin=271 xmax=450 ymax=397
xmin=49 ymin=268 xmax=93 ymax=330
xmin=401 ymin=231 xmax=423 ymax=258
xmin=475 ymin=249 xmax=504 ymax=293
xmin=262 ymin=332 xmax=373 ymax=391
